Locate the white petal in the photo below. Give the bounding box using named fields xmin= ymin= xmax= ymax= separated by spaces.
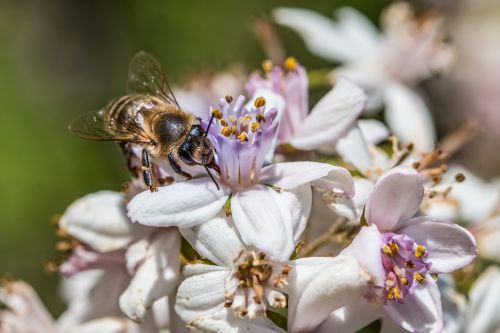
xmin=437 ymin=274 xmax=466 ymax=333
xmin=187 ymin=308 xmax=285 ymax=333
xmin=328 ymin=178 xmax=374 ymax=224
xmin=60 ymin=191 xmax=149 ymax=252
xmin=180 ymin=213 xmax=245 ymax=267
xmin=231 ymin=185 xmax=296 ymax=261
xmin=174 ymin=267 xmax=228 ymax=322
xmin=335 ymin=125 xmax=373 ymax=174
xmin=119 ymin=229 xmax=181 ymax=322
xmin=127 ymin=177 xmax=230 ymax=228
xmin=358 ymin=119 xmax=390 ymax=144
xmin=473 ymin=215 xmax=500 ymax=263
xmin=261 ymin=162 xmax=354 ymax=196
xmin=384 ymin=83 xmax=436 ymax=151
xmin=290 ymin=78 xmax=366 ymax=151
xmin=465 ymin=266 xmax=500 ymax=333
xmin=287 ymin=256 xmax=362 ymax=332
xmin=316 ymin=298 xmax=382 ymax=333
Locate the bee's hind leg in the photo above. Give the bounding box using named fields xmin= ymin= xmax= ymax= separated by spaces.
xmin=168 ymin=152 xmax=192 ymax=180
xmin=141 ymin=148 xmax=157 ymax=192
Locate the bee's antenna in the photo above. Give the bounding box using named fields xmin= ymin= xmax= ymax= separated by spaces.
xmin=205 ymin=166 xmax=220 ymax=191
xmin=204 ymin=113 xmax=215 ymax=139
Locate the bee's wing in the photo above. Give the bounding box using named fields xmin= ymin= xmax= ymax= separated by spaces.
xmin=68 ymin=109 xmax=152 ymax=144
xmin=127 ymin=51 xmax=181 ymax=109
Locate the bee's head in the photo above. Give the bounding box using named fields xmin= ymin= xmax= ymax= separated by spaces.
xmin=179 ymin=125 xmax=217 ymax=168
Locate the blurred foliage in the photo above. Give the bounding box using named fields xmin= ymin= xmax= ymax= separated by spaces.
xmin=0 ymin=0 xmax=389 ymax=315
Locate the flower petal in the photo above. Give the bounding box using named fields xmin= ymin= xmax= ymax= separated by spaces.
xmin=384 ymin=83 xmax=436 ymax=151
xmin=358 ymin=119 xmax=390 ymax=144
xmin=328 ymin=178 xmax=374 ymax=224
xmin=260 ymin=161 xmax=354 ymax=196
xmin=180 ymin=213 xmax=245 ymax=267
xmin=174 ymin=266 xmax=228 ymax=322
xmin=59 ymin=191 xmax=149 ymax=252
xmin=465 ymin=266 xmax=500 ymax=333
xmin=335 ymin=125 xmax=374 ymax=175
xmin=287 ymin=256 xmax=362 ymax=333
xmin=472 ymin=215 xmax=500 ymax=263
xmin=119 ymin=229 xmax=181 ymax=322
xmin=187 ymin=308 xmax=284 ymax=333
xmin=231 ymin=185 xmax=296 ymax=261
xmin=397 ymin=216 xmax=477 ymax=273
xmin=342 ymin=225 xmax=386 ymax=288
xmin=365 ymin=166 xmax=423 ymax=231
xmin=316 ymin=298 xmax=383 ymax=333
xmin=384 ymin=280 xmax=443 ymax=333
xmin=127 ymin=177 xmax=229 ymax=228
xmin=289 ymin=78 xmax=366 ymax=151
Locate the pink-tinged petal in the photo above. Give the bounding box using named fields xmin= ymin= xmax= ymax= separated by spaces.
xmin=289 ymin=78 xmax=366 ymax=151
xmin=59 ymin=191 xmax=149 ymax=252
xmin=0 ymin=281 xmax=56 ymax=333
xmin=127 ymin=177 xmax=230 ymax=228
xmin=365 ymin=166 xmax=423 ymax=231
xmin=384 ymin=280 xmax=443 ymax=333
xmin=119 ymin=230 xmax=181 ymax=322
xmin=231 ymin=185 xmax=295 ymax=261
xmin=261 ymin=162 xmax=354 ymax=196
xmin=328 ymin=178 xmax=374 ymax=224
xmin=180 ymin=213 xmax=245 ymax=267
xmin=397 ymin=216 xmax=477 ymax=273
xmin=384 ymin=83 xmax=436 ymax=151
xmin=465 ymin=266 xmax=500 ymax=333
xmin=287 ymin=256 xmax=362 ymax=333
xmin=342 ymin=225 xmax=386 ymax=288
xmin=316 ymin=298 xmax=383 ymax=333
xmin=174 ymin=267 xmax=228 ymax=322
xmin=187 ymin=308 xmax=284 ymax=333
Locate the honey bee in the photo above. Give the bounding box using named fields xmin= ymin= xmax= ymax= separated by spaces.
xmin=69 ymin=51 xmax=220 ymax=191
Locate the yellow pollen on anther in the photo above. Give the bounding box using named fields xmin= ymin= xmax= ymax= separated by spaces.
xmin=414 ymin=272 xmax=426 ymax=284
xmin=383 ymin=242 xmax=399 ymax=256
xmin=229 ymin=115 xmax=237 ymax=124
xmin=284 ymin=57 xmax=298 ymax=71
xmin=415 ymin=245 xmax=426 ymax=258
xmin=250 ymin=122 xmax=261 ymax=132
xmin=212 ymin=108 xmax=222 ymax=119
xmin=256 ymin=113 xmax=266 ymax=123
xmin=400 ymin=277 xmax=408 ymax=285
xmin=262 ymin=59 xmax=273 ymax=73
xmin=220 ymin=118 xmax=228 ymax=127
xmin=383 ymin=245 xmax=393 ymax=256
xmin=221 ymin=127 xmax=232 ymax=137
xmin=387 ymin=287 xmax=402 ymax=300
xmin=231 ymin=125 xmax=237 ymax=135
xmin=254 ymin=96 xmax=266 ymax=108
xmin=237 ymin=132 xmax=248 ymax=142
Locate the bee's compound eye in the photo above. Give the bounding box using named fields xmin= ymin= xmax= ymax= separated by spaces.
xmin=179 ymin=142 xmax=195 ymax=165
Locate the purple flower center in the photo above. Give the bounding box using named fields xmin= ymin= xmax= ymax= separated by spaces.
xmin=204 ymin=95 xmax=278 ymax=189
xmin=380 ymin=233 xmax=432 ymax=304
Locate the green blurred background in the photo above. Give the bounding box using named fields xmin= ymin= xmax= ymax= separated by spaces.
xmin=0 ymin=0 xmax=390 ymax=314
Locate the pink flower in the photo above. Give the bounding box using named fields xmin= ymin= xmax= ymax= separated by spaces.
xmin=295 ymin=166 xmax=477 ymax=332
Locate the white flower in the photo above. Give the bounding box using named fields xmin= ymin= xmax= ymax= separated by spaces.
xmin=175 ymin=214 xmax=361 ymax=332
xmin=273 ymin=3 xmax=454 ymax=150
xmin=127 ymin=94 xmax=354 ymax=261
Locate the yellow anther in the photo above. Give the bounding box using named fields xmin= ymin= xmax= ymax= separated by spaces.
xmin=221 ymin=127 xmax=232 ymax=137
xmin=237 ymin=132 xmax=248 ymax=142
xmin=262 ymin=59 xmax=273 ymax=73
xmin=383 ymin=242 xmax=399 ymax=256
xmin=231 ymin=125 xmax=238 ymax=135
xmin=229 ymin=115 xmax=238 ymax=124
xmin=387 ymin=287 xmax=402 ymax=300
xmin=254 ymin=96 xmax=266 ymax=108
xmin=220 ymin=118 xmax=228 ymax=127
xmin=284 ymin=57 xmax=298 ymax=71
xmin=225 ymin=95 xmax=234 ymax=103
xmin=415 ymin=245 xmax=427 ymax=258
xmin=256 ymin=113 xmax=266 ymax=123
xmin=400 ymin=277 xmax=408 ymax=285
xmin=250 ymin=122 xmax=261 ymax=132
xmin=414 ymin=272 xmax=426 ymax=284
xmin=212 ymin=108 xmax=223 ymax=119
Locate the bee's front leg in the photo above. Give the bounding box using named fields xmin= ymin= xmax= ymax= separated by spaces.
xmin=141 ymin=148 xmax=157 ymax=192
xmin=168 ymin=152 xmax=192 ymax=179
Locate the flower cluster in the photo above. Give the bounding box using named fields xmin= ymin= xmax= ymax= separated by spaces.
xmin=3 ymin=3 xmax=500 ymax=333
